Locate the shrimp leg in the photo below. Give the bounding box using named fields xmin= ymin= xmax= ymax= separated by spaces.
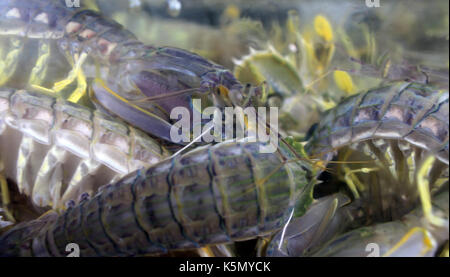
xmin=0 ymin=37 xmax=24 ymax=86
xmin=0 ymin=173 xmax=14 ymax=223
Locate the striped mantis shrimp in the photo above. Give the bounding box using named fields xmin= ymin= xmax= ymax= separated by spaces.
xmin=264 ymin=82 xmax=449 ymax=257
xmin=0 ymin=0 xmax=447 ymax=257
xmin=0 ymin=136 xmax=316 ymax=256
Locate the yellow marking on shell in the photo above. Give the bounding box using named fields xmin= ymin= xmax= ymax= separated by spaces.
xmin=406 ymin=153 xmax=415 ymax=185
xmin=365 ymin=26 xmax=377 ymax=64
xmin=36 ymin=209 xmax=60 ymax=220
xmin=343 ymin=167 xmax=379 ymax=199
xmin=52 ymin=52 xmax=88 ymax=95
xmin=300 ymin=22 xmax=335 ymax=86
xmin=39 ymin=161 xmax=50 ymax=176
xmin=244 ymin=115 xmax=249 ymax=130
xmin=67 ymin=65 xmax=88 ymax=103
xmin=311 ymin=95 xmax=336 ymax=111
xmin=1 ymin=174 xmax=15 ymax=223
xmin=440 ymin=241 xmax=449 ymax=257
xmin=30 ymin=84 xmax=56 ymax=95
xmin=383 ymin=227 xmax=434 ymax=257
xmin=337 ymin=27 xmax=359 ymax=59
xmin=218 ymin=85 xmax=234 ymax=106
xmin=224 ymin=4 xmax=240 ymax=20
xmin=433 ymin=176 xmax=449 ymax=191
xmin=83 ymin=0 xmax=101 ymax=11
xmin=384 ymin=144 xmax=399 ymax=181
xmin=314 ymin=15 xmax=333 ymax=42
xmin=256 ymin=236 xmax=272 ymax=257
xmin=286 ymin=10 xmax=301 ymax=36
xmin=300 ymin=32 xmax=315 ymax=63
xmin=233 ymin=57 xmax=265 ymax=85
xmin=338 ymin=23 xmax=377 ymax=65
xmin=0 ymin=38 xmax=24 ymax=86
xmin=6 ymin=8 xmax=21 ymax=19
xmin=29 ymin=41 xmax=51 ymax=86
xmin=305 ymin=70 xmax=332 ymax=90
xmin=251 ymin=161 xmax=283 ymax=223
xmin=417 ymin=156 xmax=446 ymax=227
xmin=34 ymin=12 xmax=49 ymax=24
xmin=94 ymin=78 xmax=169 ymax=122
xmin=198 ymin=247 xmax=216 ymax=257
xmin=312 ymin=160 xmax=327 ymax=172
xmin=334 ymin=70 xmax=356 ymax=95
xmin=219 ymin=85 xmax=229 ymax=98
xmin=339 ymin=148 xmax=378 ymax=198
xmin=383 ymin=59 xmax=391 ymax=78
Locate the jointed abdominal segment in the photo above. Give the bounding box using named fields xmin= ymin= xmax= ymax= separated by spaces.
xmin=0 ymin=135 xmax=312 ymax=256
xmin=0 ymin=89 xmax=169 ymax=210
